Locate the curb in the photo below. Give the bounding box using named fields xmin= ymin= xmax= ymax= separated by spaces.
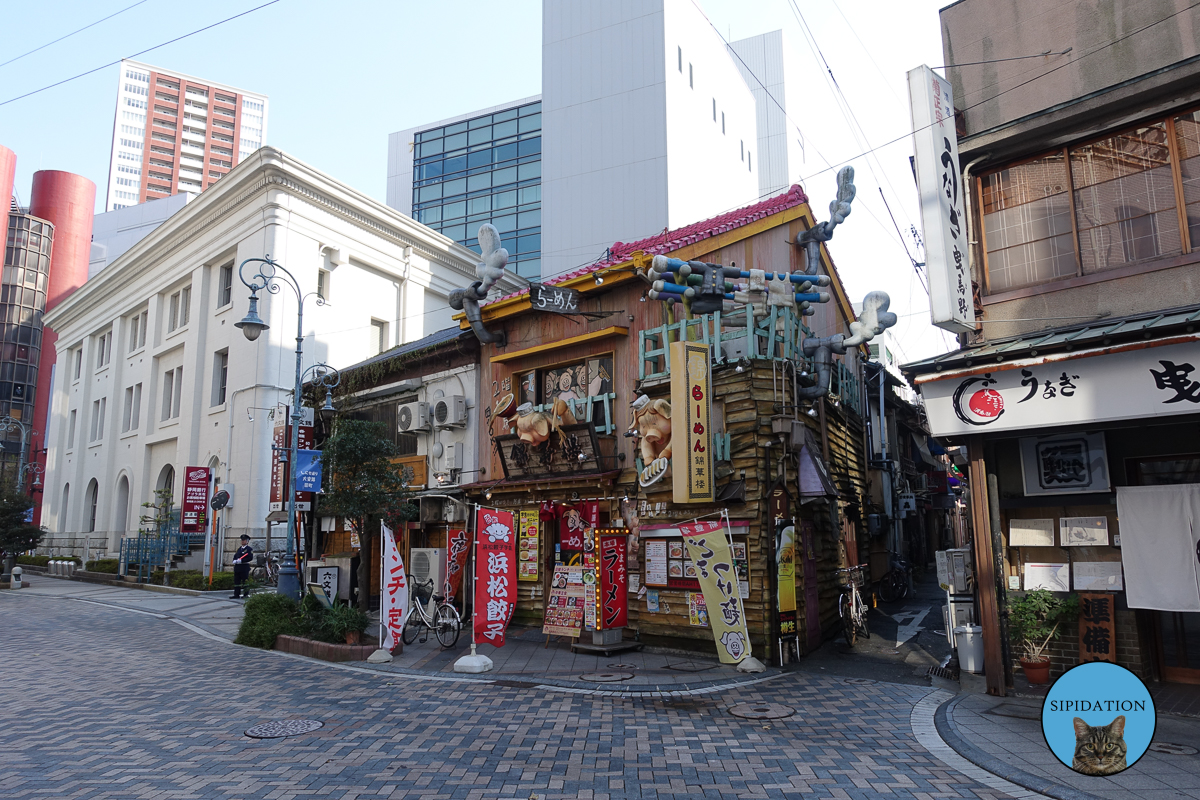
xmin=934 ymin=694 xmax=1106 ymax=800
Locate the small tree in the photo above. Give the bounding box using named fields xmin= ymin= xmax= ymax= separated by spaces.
xmin=318 ymin=419 xmax=411 ymax=611
xmin=0 ymin=490 xmax=42 ymax=572
xmin=1008 ymin=589 xmax=1080 ymax=663
xmin=140 ymin=488 xmax=174 ymax=535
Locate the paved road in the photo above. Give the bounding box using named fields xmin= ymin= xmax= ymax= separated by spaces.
xmin=1 ymin=587 xmax=1024 ymax=800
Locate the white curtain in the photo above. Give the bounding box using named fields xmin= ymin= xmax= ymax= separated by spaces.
xmin=1116 ymin=484 xmax=1200 ymax=612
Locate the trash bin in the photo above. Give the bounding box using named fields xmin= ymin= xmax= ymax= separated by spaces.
xmin=955 ymin=625 xmax=984 ymax=673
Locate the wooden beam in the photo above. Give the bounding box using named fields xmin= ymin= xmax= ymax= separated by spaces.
xmin=491 ymin=326 xmax=629 ymax=363
xmin=968 ymin=436 xmax=1006 ymax=696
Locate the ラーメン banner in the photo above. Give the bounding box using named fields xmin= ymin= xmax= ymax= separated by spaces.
xmin=380 ymin=523 xmax=409 ymax=652
xmin=679 ymin=519 xmax=752 ymax=663
xmin=444 ymin=528 xmax=470 ymax=600
xmin=670 ymin=340 xmax=714 ymax=503
xmin=474 ymin=508 xmax=517 ymax=647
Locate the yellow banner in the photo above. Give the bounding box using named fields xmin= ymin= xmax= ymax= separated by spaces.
xmin=518 ymin=508 xmax=539 ymax=581
xmin=680 ymin=520 xmax=752 ymax=664
xmin=670 ymin=340 xmax=714 ymax=503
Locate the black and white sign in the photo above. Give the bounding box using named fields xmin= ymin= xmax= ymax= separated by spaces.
xmin=918 ymin=339 xmax=1200 ymax=437
xmin=530 ymin=283 xmax=580 ymax=315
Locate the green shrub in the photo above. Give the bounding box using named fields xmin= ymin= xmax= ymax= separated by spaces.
xmin=86 ymin=559 xmax=120 ymax=574
xmin=235 ymin=593 xmax=301 ymax=648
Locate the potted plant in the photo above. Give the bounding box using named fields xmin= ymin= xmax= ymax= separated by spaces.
xmin=1007 ymin=589 xmax=1080 ymax=684
xmin=323 ymin=601 xmax=370 ymax=645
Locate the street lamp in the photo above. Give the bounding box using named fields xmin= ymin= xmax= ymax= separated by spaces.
xmin=0 ymin=416 xmax=32 ymax=492
xmin=302 ymin=363 xmax=341 ymax=422
xmin=21 ymin=461 xmax=45 ymax=492
xmin=235 ymin=255 xmax=328 ymax=602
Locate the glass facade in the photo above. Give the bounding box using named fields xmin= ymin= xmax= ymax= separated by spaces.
xmin=411 ymin=101 xmax=542 ymax=279
xmin=0 ymin=213 xmax=51 ymax=481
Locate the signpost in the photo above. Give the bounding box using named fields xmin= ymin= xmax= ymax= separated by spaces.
xmin=530 ymin=283 xmax=581 ymax=315
xmin=181 ymin=466 xmax=210 ymax=533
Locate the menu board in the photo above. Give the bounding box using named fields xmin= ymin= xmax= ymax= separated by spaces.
xmin=518 ymin=508 xmax=539 ymax=581
xmin=543 ymin=565 xmax=584 ymax=636
xmin=1010 ymin=518 xmax=1054 ymax=547
xmin=645 ymin=540 xmax=669 ymax=586
xmin=732 ymin=540 xmax=749 ymax=600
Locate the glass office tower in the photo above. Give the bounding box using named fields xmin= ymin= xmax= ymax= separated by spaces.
xmin=409 ymin=100 xmax=542 ymax=279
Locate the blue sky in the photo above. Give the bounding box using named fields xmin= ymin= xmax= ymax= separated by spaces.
xmin=0 ymin=0 xmax=953 ymax=358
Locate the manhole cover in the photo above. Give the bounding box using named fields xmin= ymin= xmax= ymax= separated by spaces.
xmin=608 ymin=663 xmax=638 ymax=669
xmin=728 ymin=703 xmax=795 ymax=720
xmin=245 ymin=719 xmax=323 ymax=739
xmin=663 ymin=661 xmax=716 ymax=672
xmin=579 ymin=672 xmax=634 ymax=682
xmin=1149 ymin=742 xmax=1199 ymax=755
xmin=844 ymin=678 xmax=876 ymax=685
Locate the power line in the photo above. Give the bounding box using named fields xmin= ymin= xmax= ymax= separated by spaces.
xmin=0 ymin=0 xmax=281 ymax=108
xmin=934 ymin=48 xmax=1072 ymax=69
xmin=0 ymin=0 xmax=153 ymax=69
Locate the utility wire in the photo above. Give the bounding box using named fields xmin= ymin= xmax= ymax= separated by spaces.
xmin=934 ymin=48 xmax=1072 ymax=69
xmin=797 ymin=0 xmax=1200 ymax=185
xmin=0 ymin=0 xmax=281 ymax=108
xmin=0 ymin=0 xmax=154 ymax=69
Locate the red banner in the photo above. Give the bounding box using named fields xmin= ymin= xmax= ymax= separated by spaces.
xmin=558 ymin=500 xmax=597 ymax=564
xmin=474 ymin=508 xmax=517 ymax=647
xmin=598 ymin=534 xmax=628 ymax=628
xmin=444 ymin=527 xmax=470 ymax=600
xmin=181 ymin=466 xmax=210 ymax=533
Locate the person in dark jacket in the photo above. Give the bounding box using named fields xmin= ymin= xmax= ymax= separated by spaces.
xmin=232 ymin=535 xmax=253 ymax=599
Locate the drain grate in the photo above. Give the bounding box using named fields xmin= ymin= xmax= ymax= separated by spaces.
xmin=493 ymin=679 xmax=538 ymax=689
xmin=579 ymin=672 xmax=634 ymax=682
xmin=245 ymin=719 xmax=323 ymax=739
xmin=927 ymin=665 xmax=957 ymax=680
xmin=844 ymin=678 xmax=876 ymax=685
xmin=728 ymin=702 xmax=795 ymax=720
xmin=608 ymin=663 xmax=638 ymax=669
xmin=1149 ymin=742 xmax=1199 ymax=755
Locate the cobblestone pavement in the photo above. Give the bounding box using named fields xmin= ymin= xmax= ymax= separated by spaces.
xmin=1 ymin=590 xmax=1025 ymax=800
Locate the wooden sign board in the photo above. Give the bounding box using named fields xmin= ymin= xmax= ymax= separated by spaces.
xmin=670 ymin=340 xmax=714 ymax=503
xmin=1078 ymin=592 xmax=1116 ymax=664
xmin=495 ymin=422 xmax=602 ymax=480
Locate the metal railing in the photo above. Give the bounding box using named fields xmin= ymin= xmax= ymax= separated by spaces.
xmin=117 ymin=510 xmax=205 ymax=582
xmin=531 ymin=391 xmax=618 ymax=435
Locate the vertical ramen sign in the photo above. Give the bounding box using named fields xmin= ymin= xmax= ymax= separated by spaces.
xmin=670 ymin=340 xmax=714 ymax=504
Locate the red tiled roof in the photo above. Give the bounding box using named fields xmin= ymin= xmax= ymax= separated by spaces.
xmin=487 ymin=184 xmax=808 ymax=305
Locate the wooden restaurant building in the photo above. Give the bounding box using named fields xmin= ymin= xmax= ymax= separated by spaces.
xmin=458 ymin=185 xmax=882 ymax=663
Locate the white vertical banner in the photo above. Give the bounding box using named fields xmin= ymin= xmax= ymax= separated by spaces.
xmin=908 ymin=64 xmax=973 ymax=334
xmin=381 ymin=522 xmax=409 ymax=652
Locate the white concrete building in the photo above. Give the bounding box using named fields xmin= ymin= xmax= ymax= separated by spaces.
xmin=42 ymin=147 xmax=516 ymax=560
xmin=89 ymin=193 xmax=195 ymax=278
xmin=385 ymin=1 xmax=804 ymax=279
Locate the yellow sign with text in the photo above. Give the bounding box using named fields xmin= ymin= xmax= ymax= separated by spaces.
xmin=518 ymin=508 xmax=539 ymax=582
xmin=680 ymin=520 xmax=752 ymax=664
xmin=670 ymin=340 xmax=714 ymax=504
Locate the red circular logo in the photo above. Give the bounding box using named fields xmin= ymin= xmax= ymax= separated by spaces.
xmin=968 ymin=389 xmax=1004 ymax=419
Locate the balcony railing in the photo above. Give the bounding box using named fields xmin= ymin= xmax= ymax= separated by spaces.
xmin=531 ymin=391 xmax=618 ymax=435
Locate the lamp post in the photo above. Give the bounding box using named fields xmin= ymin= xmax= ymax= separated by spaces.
xmin=234 ymin=255 xmax=330 ymax=602
xmin=21 ymin=461 xmax=45 ymax=493
xmin=0 ymin=416 xmax=31 ymax=492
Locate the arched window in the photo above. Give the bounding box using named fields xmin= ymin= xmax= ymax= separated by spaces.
xmin=86 ymin=479 xmax=98 ymax=533
xmin=61 ymin=483 xmax=70 ymax=530
xmin=157 ymin=465 xmax=175 ymax=507
xmin=114 ymin=475 xmax=130 ymax=535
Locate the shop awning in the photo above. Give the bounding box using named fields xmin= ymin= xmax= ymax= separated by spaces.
xmin=912 ymin=433 xmax=939 ymax=467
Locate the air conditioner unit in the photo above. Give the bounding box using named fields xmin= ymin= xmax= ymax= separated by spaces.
xmin=397 ymin=401 xmax=431 ymax=432
xmin=434 ymin=395 xmax=468 ymax=428
xmin=409 ymin=547 xmax=445 ymax=611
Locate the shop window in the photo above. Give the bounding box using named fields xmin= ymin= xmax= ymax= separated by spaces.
xmin=515 ymin=356 xmax=616 ymax=434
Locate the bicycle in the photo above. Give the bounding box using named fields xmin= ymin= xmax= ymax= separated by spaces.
xmin=877 ymin=554 xmax=911 ymax=604
xmin=250 ymin=551 xmax=283 ymax=587
xmin=837 ymin=564 xmax=870 ymax=647
xmin=402 ymin=578 xmax=462 ymax=648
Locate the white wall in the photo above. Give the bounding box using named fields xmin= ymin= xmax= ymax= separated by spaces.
xmin=89 ymin=193 xmax=194 ymax=277
xmin=728 ymin=29 xmax=807 ymax=199
xmin=662 ymin=0 xmax=759 ymax=230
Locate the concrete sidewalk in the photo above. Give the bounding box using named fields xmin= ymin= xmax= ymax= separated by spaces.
xmin=6 ymin=573 xmax=780 ymax=695
xmin=937 ymin=688 xmax=1200 ymax=800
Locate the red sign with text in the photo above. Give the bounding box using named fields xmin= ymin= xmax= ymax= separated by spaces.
xmin=181 ymin=466 xmax=210 ymax=533
xmin=445 ymin=527 xmax=470 ymax=600
xmin=598 ymin=534 xmax=628 ymax=629
xmin=474 ymin=509 xmax=517 ymax=647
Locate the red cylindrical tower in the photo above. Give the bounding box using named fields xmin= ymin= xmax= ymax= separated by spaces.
xmin=29 ymin=170 xmax=94 ymax=527
xmin=30 ymin=170 xmax=95 ymax=312
xmin=0 ymin=145 xmax=15 ymax=248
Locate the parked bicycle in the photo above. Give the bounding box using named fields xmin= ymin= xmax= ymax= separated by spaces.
xmin=837 ymin=564 xmax=870 ymax=647
xmin=877 ymin=554 xmax=911 ymax=603
xmin=402 ymin=578 xmax=462 ymax=648
xmin=250 ymin=551 xmax=283 ymax=587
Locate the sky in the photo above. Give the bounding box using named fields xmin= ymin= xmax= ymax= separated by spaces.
xmin=0 ymin=0 xmax=956 ymax=361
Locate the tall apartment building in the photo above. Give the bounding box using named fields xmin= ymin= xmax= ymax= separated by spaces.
xmin=386 ymin=0 xmax=801 ymax=279
xmin=105 ymin=59 xmax=268 ymax=212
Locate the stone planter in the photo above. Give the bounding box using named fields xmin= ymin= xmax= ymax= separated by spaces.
xmin=274 ymin=634 xmax=396 ymax=662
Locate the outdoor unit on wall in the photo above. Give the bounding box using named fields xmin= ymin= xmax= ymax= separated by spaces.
xmin=434 ymin=395 xmax=468 ymax=428
xmin=397 ymin=401 xmax=431 ymax=432
xmin=409 ymin=547 xmax=445 ymax=610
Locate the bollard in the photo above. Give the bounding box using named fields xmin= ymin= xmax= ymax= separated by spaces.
xmin=49 ymin=559 xmax=58 ymax=576
xmin=65 ymin=560 xmax=75 ymax=577
xmin=11 ymin=565 xmax=22 ymax=589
